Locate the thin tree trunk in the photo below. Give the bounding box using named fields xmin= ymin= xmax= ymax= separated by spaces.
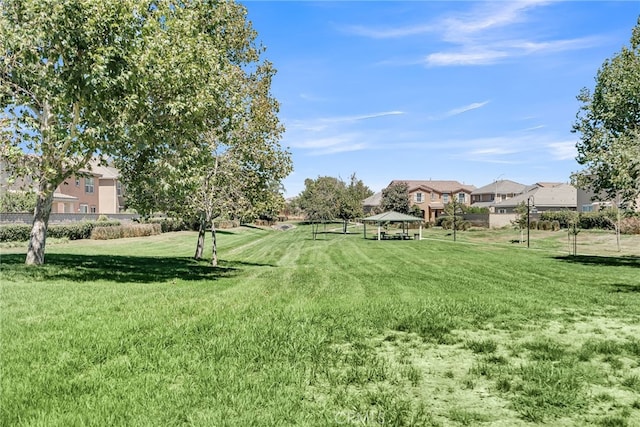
xmin=26 ymin=186 xmax=54 ymax=265
xmin=210 ymin=220 xmax=218 ymax=267
xmin=194 ymin=217 xmax=206 ymax=260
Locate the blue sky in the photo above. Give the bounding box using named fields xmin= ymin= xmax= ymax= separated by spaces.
xmin=242 ymin=1 xmax=640 ymax=197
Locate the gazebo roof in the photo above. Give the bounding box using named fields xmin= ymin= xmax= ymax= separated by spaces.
xmin=363 ymin=211 xmax=423 ymax=222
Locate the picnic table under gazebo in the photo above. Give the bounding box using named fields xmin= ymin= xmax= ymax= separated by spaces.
xmin=362 ymin=211 xmax=424 ymax=240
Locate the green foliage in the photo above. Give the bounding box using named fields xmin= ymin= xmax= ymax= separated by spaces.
xmin=512 ymin=201 xmax=529 ymax=230
xmin=91 ymin=224 xmax=161 ymax=240
xmin=0 ymin=224 xmax=31 ymax=242
xmin=579 ymin=211 xmax=616 ymax=230
xmin=409 ymin=204 xmax=423 ymax=218
xmin=440 ymin=216 xmax=471 ymax=230
xmin=146 ymin=218 xmax=190 ymax=233
xmin=0 ymin=221 xmax=121 ymax=242
xmin=465 ymin=206 xmax=490 ymax=214
xmin=297 ymin=174 xmax=373 ymax=230
xmin=0 ymin=191 xmax=36 ymax=213
xmin=298 ymin=176 xmax=343 ymax=222
xmin=540 ymin=211 xmax=578 ymax=228
xmin=2 ymin=0 xmax=286 ymax=264
xmin=572 ymin=18 xmax=640 ymax=208
xmin=381 ymin=181 xmax=410 ymax=214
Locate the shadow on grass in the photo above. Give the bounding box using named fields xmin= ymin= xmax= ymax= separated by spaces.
xmin=553 ymin=254 xmax=640 ymax=268
xmin=0 ymin=253 xmax=273 ymax=284
xmin=610 ymin=283 xmax=640 ymax=293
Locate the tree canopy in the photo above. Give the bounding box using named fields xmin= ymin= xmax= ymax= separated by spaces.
xmin=381 ymin=181 xmax=410 ymax=214
xmin=297 ymin=174 xmax=372 ymax=237
xmin=1 ymin=0 xmax=290 ymax=264
xmin=572 ymin=18 xmax=640 ymax=208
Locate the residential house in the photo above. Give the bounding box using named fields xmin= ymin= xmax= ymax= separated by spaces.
xmin=1 ymin=158 xmax=125 ymax=214
xmin=54 ymin=161 xmax=125 ymax=214
xmin=576 ymin=186 xmax=640 ymax=212
xmin=471 ymin=179 xmax=528 ymax=211
xmin=362 ymin=191 xmax=382 ymax=214
xmin=387 ymin=180 xmax=476 ymax=222
xmin=493 ymin=183 xmax=577 ymax=214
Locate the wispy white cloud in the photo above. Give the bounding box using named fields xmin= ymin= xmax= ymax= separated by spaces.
xmin=346 ymin=1 xmax=600 ymax=67
xmin=547 ymin=141 xmax=577 ymax=160
xmin=427 ymin=101 xmax=490 ymax=120
xmin=343 ymin=24 xmax=433 ymax=39
xmin=445 ymin=101 xmax=490 ymax=117
xmin=310 ymin=142 xmax=368 ymax=156
xmin=468 ymin=147 xmax=520 ymax=156
xmin=425 ymin=50 xmax=508 ymax=67
xmin=321 ymin=111 xmax=405 ymax=123
xmin=284 ymin=110 xmax=405 ymax=156
xmin=427 ymin=2 xmax=600 ymax=66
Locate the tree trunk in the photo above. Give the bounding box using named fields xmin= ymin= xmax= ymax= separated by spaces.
xmin=194 ymin=219 xmax=206 ymax=260
xmin=25 ymin=187 xmax=54 ymax=265
xmin=210 ymin=220 xmax=218 ymax=267
xmin=343 ymin=220 xmax=347 ymax=234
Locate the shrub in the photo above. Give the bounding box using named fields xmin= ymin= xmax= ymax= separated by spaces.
xmin=579 ymin=212 xmax=615 ymax=230
xmin=215 ymin=219 xmax=240 ymax=229
xmin=540 ymin=211 xmax=577 ymax=228
xmin=147 ymin=218 xmax=189 ymax=233
xmin=620 ymin=217 xmax=640 ymax=235
xmin=91 ymin=223 xmax=161 ymax=240
xmin=439 ymin=216 xmax=466 ymax=230
xmin=0 ymin=221 xmax=121 ymax=242
xmin=0 ymin=224 xmax=31 ymax=242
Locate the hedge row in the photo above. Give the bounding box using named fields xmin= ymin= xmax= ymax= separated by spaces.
xmin=91 ymin=224 xmax=162 ymax=240
xmin=144 ymin=218 xmax=191 ymax=233
xmin=528 ymin=220 xmax=561 ymax=231
xmin=0 ymin=220 xmax=121 ymax=242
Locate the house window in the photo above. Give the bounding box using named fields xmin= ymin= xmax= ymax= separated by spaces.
xmin=90 ymin=206 xmax=97 ymax=213
xmin=581 ymin=204 xmax=594 ymax=212
xmin=75 ymin=177 xmax=80 ymax=187
xmin=498 ymin=208 xmax=507 ymax=214
xmin=415 ymin=192 xmax=423 ymax=203
xmin=85 ymin=177 xmax=94 ymax=193
xmin=116 ymin=181 xmax=122 ymax=196
xmin=443 ymin=193 xmax=449 ymax=204
xmin=458 ymin=193 xmax=465 ymax=203
xmin=430 ymin=192 xmax=435 ymax=201
xmin=80 ymin=204 xmax=89 ymax=213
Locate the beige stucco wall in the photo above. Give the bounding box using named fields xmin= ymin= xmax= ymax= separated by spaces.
xmin=98 ymin=179 xmax=118 ymax=214
xmin=489 ymin=213 xmax=518 ymax=229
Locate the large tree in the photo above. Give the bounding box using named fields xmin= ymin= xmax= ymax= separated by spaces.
xmin=336 ymin=173 xmax=373 ymax=233
xmin=572 ymin=19 xmax=640 ymax=208
xmin=1 ymin=0 xmax=270 ymax=265
xmin=381 ymin=181 xmax=410 ymax=214
xmin=298 ymin=176 xmax=342 ymax=239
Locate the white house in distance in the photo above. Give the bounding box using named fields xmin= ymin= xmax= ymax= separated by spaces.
xmin=470 ymin=179 xmax=530 ymax=212
xmin=492 ymin=183 xmax=577 ymax=214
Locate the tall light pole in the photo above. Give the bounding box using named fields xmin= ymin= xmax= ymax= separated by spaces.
xmin=527 ymin=195 xmax=535 ymax=248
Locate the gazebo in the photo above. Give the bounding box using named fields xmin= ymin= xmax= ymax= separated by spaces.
xmin=362 ymin=211 xmax=424 ymax=240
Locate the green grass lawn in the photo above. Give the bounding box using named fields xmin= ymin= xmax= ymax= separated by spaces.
xmin=2 ymin=225 xmax=640 ymax=426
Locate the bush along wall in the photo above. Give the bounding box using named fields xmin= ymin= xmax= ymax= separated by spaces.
xmin=0 ymin=220 xmax=121 ymax=243
xmin=91 ymin=224 xmax=162 ymax=240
